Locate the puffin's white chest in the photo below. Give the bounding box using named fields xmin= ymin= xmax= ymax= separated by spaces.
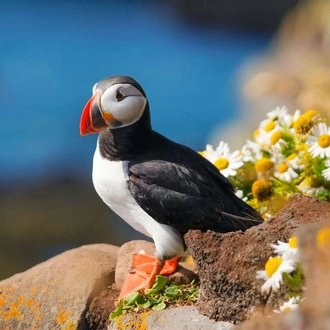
xmin=91 ymin=143 xmax=185 ymax=259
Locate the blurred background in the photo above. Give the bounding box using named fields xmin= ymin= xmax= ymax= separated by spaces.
xmin=1 ymin=0 xmax=329 ymax=280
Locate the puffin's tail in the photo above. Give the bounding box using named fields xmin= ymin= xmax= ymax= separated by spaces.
xmin=215 ymin=192 xmax=263 ymax=232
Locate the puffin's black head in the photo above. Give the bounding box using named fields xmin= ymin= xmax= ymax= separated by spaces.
xmin=80 ymin=76 xmax=148 ymax=136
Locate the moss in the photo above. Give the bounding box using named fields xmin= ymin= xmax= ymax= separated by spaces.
xmin=114 ymin=311 xmax=152 ymax=330
xmin=31 ymin=286 xmax=38 ymax=295
xmin=0 ymin=295 xmax=6 ymax=307
xmin=60 ymin=320 xmax=77 ymax=330
xmin=1 ymin=303 xmax=22 ymax=320
xmin=56 ymin=309 xmax=71 ymax=323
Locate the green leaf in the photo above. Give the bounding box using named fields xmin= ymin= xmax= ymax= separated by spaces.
xmin=125 ymin=292 xmax=141 ymax=306
xmin=137 ymin=300 xmax=152 ymax=308
xmin=136 ymin=295 xmax=148 ymax=305
xmin=149 ymin=297 xmax=163 ymax=305
xmin=282 ymin=269 xmax=303 ymax=292
xmin=152 ymin=302 xmax=166 ymax=311
xmin=109 ymin=299 xmax=124 ymax=320
xmin=147 ymin=275 xmax=168 ymax=294
xmin=165 ymin=286 xmax=178 ymax=297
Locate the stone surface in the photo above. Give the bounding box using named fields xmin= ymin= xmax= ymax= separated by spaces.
xmin=86 ymin=285 xmax=120 ymax=330
xmin=0 ymin=244 xmax=119 ymax=330
xmin=109 ymin=306 xmax=235 ymax=330
xmin=184 ymin=194 xmax=330 ymax=323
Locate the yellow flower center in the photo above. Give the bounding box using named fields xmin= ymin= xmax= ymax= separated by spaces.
xmin=283 ymin=306 xmax=291 ymax=312
xmin=252 ymin=179 xmax=273 ymax=201
xmin=214 ymin=158 xmax=229 ymax=170
xmin=270 ymin=131 xmax=282 ymax=145
xmin=265 ymin=256 xmax=283 ymax=278
xmin=255 ymin=158 xmax=274 ymax=172
xmin=289 ymin=236 xmax=298 ymax=248
xmin=293 ymin=115 xmax=313 ymax=134
xmin=264 ymin=121 xmax=276 ymax=132
xmin=286 ymin=153 xmax=297 ymax=161
xmin=253 ymin=129 xmax=260 ymax=141
xmin=317 ymin=134 xmax=330 ymax=148
xmin=317 ymin=227 xmax=330 ymax=248
xmin=304 ymin=109 xmax=318 ymax=118
xmin=278 ymin=162 xmax=289 ymax=174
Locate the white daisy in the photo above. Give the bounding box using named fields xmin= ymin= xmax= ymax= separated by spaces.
xmin=266 ymin=106 xmax=289 ymax=122
xmin=286 ymin=152 xmax=305 ymax=171
xmin=274 ymin=297 xmax=301 ymax=313
xmin=256 ymin=256 xmax=296 ymax=294
xmin=259 ymin=118 xmax=284 ymax=135
xmin=322 ymin=159 xmax=330 ymax=181
xmin=298 ymin=180 xmax=326 ymax=197
xmin=255 ymin=119 xmax=286 ymax=152
xmin=274 ymin=161 xmax=299 ymax=182
xmin=242 ymin=140 xmax=262 ymax=162
xmin=269 ymin=131 xmax=287 ymax=153
xmin=307 ymin=122 xmax=330 ymax=158
xmin=200 ymin=142 xmax=243 ymax=178
xmin=282 ymin=109 xmax=301 ymax=131
xmin=270 ymin=236 xmax=300 ymax=263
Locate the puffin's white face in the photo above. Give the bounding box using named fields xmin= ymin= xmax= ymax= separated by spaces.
xmin=80 ymin=81 xmax=147 ymax=135
xmin=99 ymin=84 xmax=147 ymax=128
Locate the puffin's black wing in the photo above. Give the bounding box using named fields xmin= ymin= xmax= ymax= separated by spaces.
xmin=127 ymin=149 xmax=262 ymax=234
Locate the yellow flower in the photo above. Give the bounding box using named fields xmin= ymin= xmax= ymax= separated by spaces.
xmin=256 ymin=256 xmax=295 ymax=293
xmin=316 ymin=228 xmax=330 ymax=248
xmin=252 ymin=179 xmax=273 ymax=201
xmin=293 ymin=115 xmax=313 ymax=134
xmin=255 ymin=158 xmax=274 ymax=173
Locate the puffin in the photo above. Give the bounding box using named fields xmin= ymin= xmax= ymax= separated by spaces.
xmin=80 ymin=75 xmax=263 ymax=290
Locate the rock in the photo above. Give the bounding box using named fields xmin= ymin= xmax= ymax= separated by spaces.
xmin=184 ymin=194 xmax=330 ymax=323
xmin=0 ymin=244 xmax=119 ymax=330
xmin=237 ymin=221 xmax=330 ymax=329
xmin=168 ymin=263 xmax=199 ymax=285
xmin=115 ymin=240 xmax=198 ymax=290
xmin=86 ymin=285 xmax=120 ymax=330
xmin=109 ymin=306 xmax=235 ymax=330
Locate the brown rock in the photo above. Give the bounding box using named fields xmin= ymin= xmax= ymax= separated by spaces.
xmin=184 ymin=194 xmax=330 ymax=323
xmin=0 ymin=244 xmax=119 ymax=330
xmin=86 ymin=285 xmax=120 ymax=330
xmin=168 ymin=263 xmax=199 ymax=285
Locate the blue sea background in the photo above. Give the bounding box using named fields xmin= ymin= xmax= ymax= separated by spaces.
xmin=0 ymin=0 xmax=271 ymax=186
xmin=1 ymin=0 xmax=279 ymax=278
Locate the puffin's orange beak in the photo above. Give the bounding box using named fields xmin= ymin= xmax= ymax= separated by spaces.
xmin=80 ymin=93 xmax=110 ymax=136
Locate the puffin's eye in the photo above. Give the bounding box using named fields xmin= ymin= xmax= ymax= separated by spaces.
xmin=116 ymin=90 xmax=125 ymax=101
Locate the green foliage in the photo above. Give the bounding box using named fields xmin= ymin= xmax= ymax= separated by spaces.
xmin=109 ymin=276 xmax=199 ymax=320
xmin=282 ymin=263 xmax=304 ymax=294
xmin=110 ymin=298 xmax=124 ymax=320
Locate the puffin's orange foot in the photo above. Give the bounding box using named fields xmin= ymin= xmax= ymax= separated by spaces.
xmin=145 ymin=259 xmax=165 ymax=290
xmin=117 ymin=254 xmax=181 ymax=302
